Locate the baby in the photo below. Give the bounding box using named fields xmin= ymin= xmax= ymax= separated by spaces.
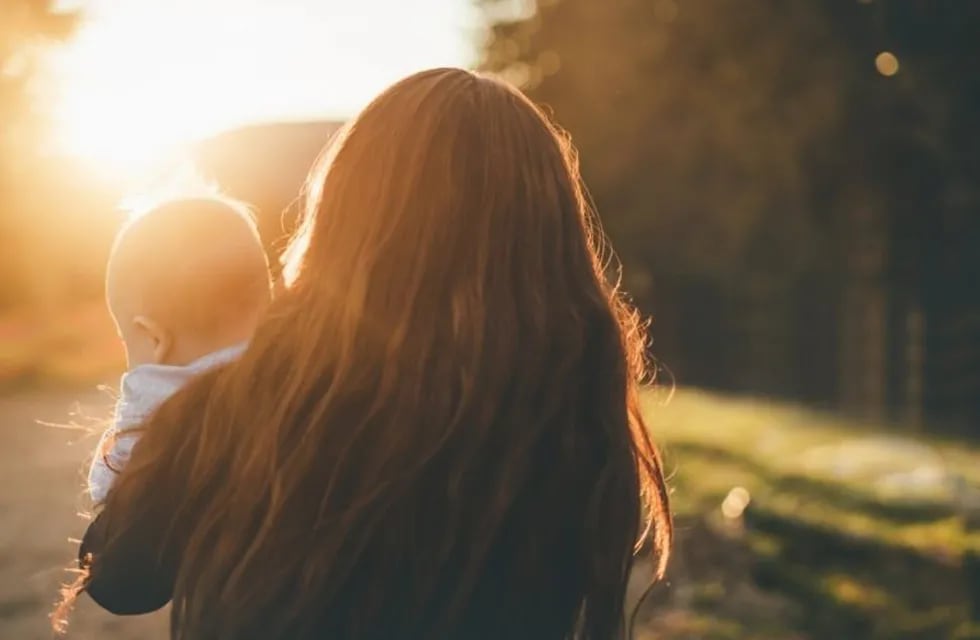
xmin=88 ymin=196 xmax=271 ymax=504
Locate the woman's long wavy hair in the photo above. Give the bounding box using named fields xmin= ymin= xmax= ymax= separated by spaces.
xmin=87 ymin=68 xmax=670 ymax=639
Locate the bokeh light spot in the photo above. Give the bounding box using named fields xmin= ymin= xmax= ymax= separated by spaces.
xmin=875 ymin=51 xmax=900 ymax=77
xmin=721 ymin=486 xmax=751 ymax=519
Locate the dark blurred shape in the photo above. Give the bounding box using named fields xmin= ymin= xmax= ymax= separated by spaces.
xmin=192 ymin=120 xmax=342 ymax=272
xmin=480 ymin=0 xmax=980 ymax=429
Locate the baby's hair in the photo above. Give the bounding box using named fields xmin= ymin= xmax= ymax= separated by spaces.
xmin=107 ymin=193 xmax=272 ymax=341
xmin=117 ymin=161 xmax=227 ymax=219
xmin=118 ymin=177 xmax=261 ymax=243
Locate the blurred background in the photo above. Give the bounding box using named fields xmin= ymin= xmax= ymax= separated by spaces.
xmin=2 ymin=0 xmax=980 ymax=638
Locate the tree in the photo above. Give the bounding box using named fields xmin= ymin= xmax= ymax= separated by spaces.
xmin=481 ymin=0 xmax=852 ymax=286
xmin=479 ymin=0 xmax=858 ymax=395
xmin=0 ymin=0 xmax=78 ymax=306
xmin=477 ymin=0 xmax=978 ymax=416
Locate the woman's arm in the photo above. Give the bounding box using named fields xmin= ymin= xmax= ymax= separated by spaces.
xmin=79 ymin=502 xmax=178 ymax=614
xmin=77 ymin=367 xmax=224 ymax=615
xmin=77 ymin=420 xmax=193 ymax=614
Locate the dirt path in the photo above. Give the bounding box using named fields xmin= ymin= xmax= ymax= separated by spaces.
xmin=0 ymin=388 xmax=168 ymax=639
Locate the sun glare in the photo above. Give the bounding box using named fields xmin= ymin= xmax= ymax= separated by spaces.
xmin=46 ymin=20 xmax=193 ymax=180
xmin=45 ymin=0 xmax=478 ymax=184
xmin=51 ymin=85 xmax=198 ymax=181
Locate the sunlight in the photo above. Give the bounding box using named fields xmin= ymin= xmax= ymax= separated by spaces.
xmin=44 ymin=0 xmax=478 ymax=183
xmin=49 ymin=50 xmax=210 ymax=181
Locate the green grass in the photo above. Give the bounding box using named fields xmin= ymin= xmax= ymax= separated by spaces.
xmin=656 ymin=389 xmax=980 ymax=554
xmin=646 ymin=389 xmax=980 ymax=639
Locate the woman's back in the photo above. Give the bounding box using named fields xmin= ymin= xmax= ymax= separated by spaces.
xmin=71 ymin=68 xmax=671 ymax=640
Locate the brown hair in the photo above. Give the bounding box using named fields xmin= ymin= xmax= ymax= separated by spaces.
xmin=76 ymin=68 xmax=670 ymax=639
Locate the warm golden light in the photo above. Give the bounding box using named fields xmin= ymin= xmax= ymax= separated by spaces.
xmin=43 ymin=1 xmax=477 ymax=183
xmin=875 ymin=51 xmax=900 ymax=77
xmin=45 ymin=11 xmax=258 ymax=181
xmin=49 ymin=71 xmax=202 ymax=181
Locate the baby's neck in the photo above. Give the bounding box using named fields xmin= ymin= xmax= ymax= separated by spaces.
xmin=168 ymin=340 xmax=244 ymax=368
xmin=163 ymin=327 xmax=252 ymax=368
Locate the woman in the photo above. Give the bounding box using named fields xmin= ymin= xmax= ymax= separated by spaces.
xmin=69 ymin=68 xmax=671 ymax=640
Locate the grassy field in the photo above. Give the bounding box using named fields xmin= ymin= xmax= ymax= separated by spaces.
xmin=2 ymin=328 xmax=980 ymax=639
xmin=636 ymin=390 xmax=980 ymax=639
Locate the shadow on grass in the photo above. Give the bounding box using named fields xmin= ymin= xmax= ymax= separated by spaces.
xmin=747 ymin=506 xmax=970 ymax=638
xmin=659 ymin=442 xmax=980 ymax=638
xmin=670 ymin=441 xmax=958 ymax=524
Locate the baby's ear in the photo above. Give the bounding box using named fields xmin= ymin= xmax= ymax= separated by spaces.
xmin=132 ymin=316 xmax=173 ymax=364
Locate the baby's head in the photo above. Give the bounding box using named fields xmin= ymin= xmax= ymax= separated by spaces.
xmin=107 ymin=197 xmax=271 ymax=367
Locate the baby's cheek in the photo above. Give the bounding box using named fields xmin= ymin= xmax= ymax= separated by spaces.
xmin=121 ymin=335 xmax=155 ymax=368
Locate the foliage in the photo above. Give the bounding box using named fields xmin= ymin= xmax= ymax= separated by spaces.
xmin=477 ymin=0 xmax=980 ymax=414
xmin=477 ymin=0 xmax=969 ymax=286
xmin=0 ymin=0 xmax=79 ymax=307
xmin=480 ymin=0 xmax=853 ymax=286
xmin=642 ymin=389 xmax=980 ymax=639
xmin=0 ymin=0 xmax=76 ymax=133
